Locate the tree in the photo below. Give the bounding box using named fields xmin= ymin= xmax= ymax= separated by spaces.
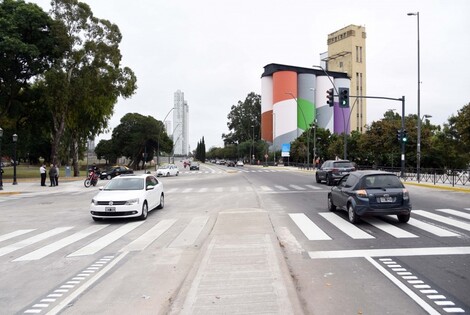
xmin=454 ymin=103 xmax=470 ymax=156
xmin=41 ymin=0 xmax=137 ymax=174
xmin=195 ymin=137 xmax=206 ymax=162
xmin=94 ymin=139 xmax=118 ymax=165
xmin=0 ymin=0 xmax=67 ymax=157
xmin=112 ymin=113 xmax=172 ymax=169
xmin=222 ymin=92 xmax=261 ymax=144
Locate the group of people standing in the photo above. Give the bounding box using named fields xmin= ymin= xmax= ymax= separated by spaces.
xmin=40 ymin=164 xmax=59 ymax=187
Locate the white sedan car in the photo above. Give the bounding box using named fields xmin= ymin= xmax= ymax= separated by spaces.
xmin=90 ymin=174 xmax=164 ymax=221
xmin=156 ymin=164 xmax=179 ymax=177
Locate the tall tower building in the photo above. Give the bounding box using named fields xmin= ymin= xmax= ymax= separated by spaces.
xmin=173 ymin=90 xmax=189 ymax=156
xmin=324 ymin=25 xmax=367 ymax=133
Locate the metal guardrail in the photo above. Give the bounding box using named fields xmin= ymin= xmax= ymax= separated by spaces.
xmin=292 ymin=163 xmax=469 ymax=187
xmin=366 ymin=167 xmax=470 ymax=187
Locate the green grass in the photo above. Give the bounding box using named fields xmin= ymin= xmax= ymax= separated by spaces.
xmin=1 ymin=165 xmax=81 ymax=179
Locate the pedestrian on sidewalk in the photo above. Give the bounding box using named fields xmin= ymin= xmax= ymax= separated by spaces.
xmin=55 ymin=165 xmax=59 ymax=186
xmin=49 ymin=164 xmax=57 ymax=187
xmin=40 ymin=164 xmax=47 ymax=186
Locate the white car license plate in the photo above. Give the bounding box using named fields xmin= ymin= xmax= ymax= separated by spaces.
xmin=379 ymin=197 xmax=393 ymax=203
xmin=105 ymin=207 xmax=116 ymax=212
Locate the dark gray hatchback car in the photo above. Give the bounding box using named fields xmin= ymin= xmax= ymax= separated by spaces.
xmin=316 ymin=160 xmax=356 ymax=185
xmin=327 ymin=170 xmax=412 ymax=224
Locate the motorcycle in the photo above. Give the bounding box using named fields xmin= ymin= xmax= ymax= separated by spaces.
xmin=84 ymin=169 xmax=99 ymax=188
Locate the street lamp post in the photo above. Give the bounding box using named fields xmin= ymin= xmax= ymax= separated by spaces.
xmin=251 ymin=125 xmax=255 ymax=164
xmin=157 ymin=107 xmax=175 ymax=166
xmin=407 ymin=11 xmax=421 ymax=181
xmin=0 ymin=127 xmax=3 ymax=190
xmin=286 ymin=92 xmax=312 ymax=169
xmin=12 ymin=134 xmax=18 ymax=185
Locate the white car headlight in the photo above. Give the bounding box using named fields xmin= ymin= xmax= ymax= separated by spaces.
xmin=125 ymin=198 xmax=139 ymax=205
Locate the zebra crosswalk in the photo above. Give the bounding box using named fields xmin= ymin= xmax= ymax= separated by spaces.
xmin=288 ymin=208 xmax=469 ymax=241
xmin=180 ymin=169 xmax=289 ymax=175
xmin=0 ymin=216 xmax=209 ymax=263
xmin=164 ymin=184 xmax=323 ymax=194
xmin=1 ymin=208 xmax=468 ymax=264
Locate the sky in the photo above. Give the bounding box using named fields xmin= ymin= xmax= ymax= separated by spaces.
xmin=29 ymin=0 xmax=470 ymax=151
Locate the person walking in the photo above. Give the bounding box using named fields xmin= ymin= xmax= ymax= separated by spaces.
xmin=40 ymin=164 xmax=47 ymax=186
xmin=49 ymin=164 xmax=57 ymax=187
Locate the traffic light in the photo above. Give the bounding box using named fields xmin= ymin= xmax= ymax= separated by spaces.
xmin=326 ymin=88 xmax=334 ymax=107
xmin=402 ymin=129 xmax=408 ymax=142
xmin=396 ymin=129 xmax=402 ymax=141
xmin=339 ymin=87 xmax=349 ymax=108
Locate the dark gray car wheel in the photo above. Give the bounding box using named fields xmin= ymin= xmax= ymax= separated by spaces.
xmin=397 ymin=213 xmax=410 ymax=223
xmin=348 ymin=203 xmax=359 ymax=224
xmin=107 ymin=174 xmax=112 ymax=180
xmin=326 ymin=174 xmax=333 ymax=186
xmin=315 ymin=173 xmax=321 ymax=183
xmin=328 ymin=194 xmax=336 ymax=212
xmin=139 ymin=201 xmax=148 ymax=220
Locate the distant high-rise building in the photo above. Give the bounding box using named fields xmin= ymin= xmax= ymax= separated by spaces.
xmin=164 ymin=120 xmax=172 ymax=136
xmin=323 ymin=24 xmax=367 ymax=133
xmin=173 ymin=90 xmax=189 ymax=156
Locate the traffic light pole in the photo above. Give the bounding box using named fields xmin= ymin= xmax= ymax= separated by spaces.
xmin=400 ymin=96 xmax=406 ymax=178
xmin=350 ymin=95 xmax=406 ymax=178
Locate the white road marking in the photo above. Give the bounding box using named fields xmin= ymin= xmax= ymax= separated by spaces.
xmin=260 ymin=185 xmax=272 ymax=191
xmin=305 ymin=185 xmax=321 ymax=190
xmin=46 ymin=254 xmax=126 ymax=315
xmin=413 ymin=210 xmax=470 ymax=231
xmin=365 ymin=256 xmax=440 ymax=315
xmin=363 ymin=217 xmax=418 ymax=238
xmin=289 ymin=213 xmax=331 ymax=240
xmin=274 ymin=185 xmax=289 ymax=191
xmin=198 ymin=187 xmax=208 ymax=192
xmin=14 ymin=225 xmax=108 ymax=261
xmin=0 ymin=229 xmax=35 ymax=243
xmin=308 ymin=246 xmax=470 ymax=259
xmin=169 ymin=216 xmax=209 ymax=248
xmin=121 ymin=219 xmax=177 ymax=251
xmin=289 ymin=184 xmax=305 ymax=190
xmin=436 ymin=209 xmax=470 ymax=220
xmin=68 ymin=222 xmax=144 ymax=257
xmin=0 ymin=227 xmax=72 ymax=258
xmin=406 ymin=218 xmax=459 ymax=237
xmin=319 ymin=213 xmax=374 ymax=239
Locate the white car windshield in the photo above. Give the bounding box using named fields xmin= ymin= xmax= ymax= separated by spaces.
xmin=104 ymin=178 xmax=144 ymax=190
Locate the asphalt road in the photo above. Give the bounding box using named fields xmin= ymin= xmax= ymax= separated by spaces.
xmin=0 ymin=162 xmax=468 ymax=314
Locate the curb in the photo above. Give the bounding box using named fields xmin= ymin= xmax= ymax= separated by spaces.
xmin=403 ymin=181 xmax=470 ymax=193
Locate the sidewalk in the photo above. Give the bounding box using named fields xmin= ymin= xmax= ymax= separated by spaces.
xmin=0 ymin=176 xmax=84 ymax=195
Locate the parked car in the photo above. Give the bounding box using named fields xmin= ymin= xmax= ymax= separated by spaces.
xmin=156 ymin=164 xmax=179 ymax=177
xmin=90 ymin=174 xmax=164 ymax=221
xmin=327 ymin=170 xmax=411 ymax=224
xmin=190 ymin=163 xmax=200 ymax=170
xmin=227 ymin=160 xmax=235 ymax=167
xmin=236 ymin=160 xmax=244 ymax=167
xmin=316 ymin=159 xmax=356 ymax=185
xmin=99 ymin=165 xmax=134 ymax=180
